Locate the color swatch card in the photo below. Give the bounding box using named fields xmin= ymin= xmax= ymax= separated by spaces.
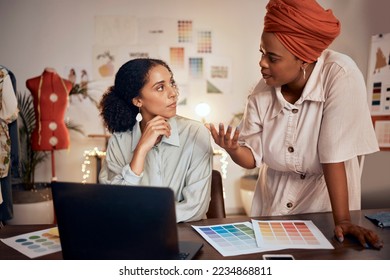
xmin=192 ymin=222 xmax=270 ymax=256
xmin=1 ymin=227 xmax=62 ymax=258
xmin=251 ymin=220 xmax=334 ymax=250
xmin=193 ymin=220 xmax=333 ymax=257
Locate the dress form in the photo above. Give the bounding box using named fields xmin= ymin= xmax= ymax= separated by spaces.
xmin=26 ymin=68 xmax=72 ymax=151
xmin=26 ymin=68 xmax=72 ymax=180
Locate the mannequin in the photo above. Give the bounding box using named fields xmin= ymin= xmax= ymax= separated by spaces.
xmin=26 ymin=68 xmax=72 ymax=180
xmin=26 ymin=68 xmax=72 ymax=151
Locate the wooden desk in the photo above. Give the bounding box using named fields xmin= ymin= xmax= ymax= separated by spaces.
xmin=179 ymin=209 xmax=389 ymax=260
xmin=0 ymin=209 xmax=388 ymax=260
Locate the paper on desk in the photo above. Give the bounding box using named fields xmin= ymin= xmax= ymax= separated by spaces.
xmin=251 ymin=219 xmax=334 ymax=250
xmin=192 ymin=222 xmax=271 ymax=256
xmin=0 ymin=227 xmax=62 ymax=258
xmin=192 ymin=220 xmax=333 ymax=257
xmin=365 ymin=212 xmax=390 ymax=228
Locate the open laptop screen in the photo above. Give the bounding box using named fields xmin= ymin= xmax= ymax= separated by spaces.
xmin=51 ymin=182 xmax=202 ymax=260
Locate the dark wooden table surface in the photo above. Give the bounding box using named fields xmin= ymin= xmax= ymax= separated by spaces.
xmin=1 ymin=208 xmax=388 ymax=260
xmin=178 ymin=208 xmax=390 ymax=260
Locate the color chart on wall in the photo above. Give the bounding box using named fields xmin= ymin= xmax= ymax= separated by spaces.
xmin=367 ymin=33 xmax=390 ymax=115
xmin=178 ymin=20 xmax=193 ymax=43
xmin=1 ymin=227 xmax=62 ymax=258
xmin=170 ymin=47 xmax=185 ymax=69
xmin=192 ymin=222 xmax=269 ymax=256
xmin=197 ymin=30 xmax=212 ymax=53
xmin=189 ymin=57 xmax=203 ymax=79
xmin=370 ymin=82 xmax=390 ymax=113
xmin=251 ymin=220 xmax=333 ymax=250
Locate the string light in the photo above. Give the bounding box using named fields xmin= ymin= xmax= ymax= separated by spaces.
xmin=81 ymin=147 xmax=106 ymax=183
xmin=81 ymin=148 xmax=229 ymax=183
xmin=213 ymin=149 xmax=228 ymax=179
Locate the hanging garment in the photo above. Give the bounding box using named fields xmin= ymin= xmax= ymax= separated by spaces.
xmin=0 ymin=66 xmax=18 ymax=209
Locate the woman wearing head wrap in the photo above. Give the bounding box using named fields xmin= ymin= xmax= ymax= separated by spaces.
xmin=207 ymin=0 xmax=383 ymax=249
xmin=99 ymin=58 xmax=213 ymax=222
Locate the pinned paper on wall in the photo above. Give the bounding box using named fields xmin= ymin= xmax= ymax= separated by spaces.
xmin=158 ymin=45 xmax=189 ymax=84
xmin=189 ymin=57 xmax=204 ymax=79
xmin=92 ymin=47 xmax=118 ymax=79
xmin=367 ymin=33 xmax=390 ymax=115
xmin=90 ymin=15 xmax=235 ymax=114
xmin=197 ymin=30 xmax=212 ymax=53
xmin=94 ymin=16 xmax=137 ymax=46
xmin=371 ymin=114 xmax=390 ymax=151
xmin=138 ymin=18 xmax=177 ymax=45
xmin=170 ymin=47 xmax=185 ymax=69
xmin=366 ymin=33 xmax=390 ymax=151
xmin=93 ymin=45 xmax=160 ymax=80
xmin=178 ymin=20 xmax=193 ymax=43
xmin=206 ymin=56 xmax=232 ymax=94
xmin=127 ymin=45 xmax=159 ymax=60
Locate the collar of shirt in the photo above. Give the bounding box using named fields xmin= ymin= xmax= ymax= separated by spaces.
xmin=131 ymin=116 xmax=180 ymax=151
xmin=270 ymin=51 xmax=327 ymax=119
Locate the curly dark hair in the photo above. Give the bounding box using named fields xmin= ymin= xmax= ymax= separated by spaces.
xmin=99 ymin=58 xmax=173 ymax=133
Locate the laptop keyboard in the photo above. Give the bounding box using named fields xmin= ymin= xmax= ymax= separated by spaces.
xmin=178 ymin=252 xmax=190 ymax=260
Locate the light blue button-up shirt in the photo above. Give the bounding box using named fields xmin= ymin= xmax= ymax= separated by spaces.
xmin=99 ymin=115 xmax=213 ymax=222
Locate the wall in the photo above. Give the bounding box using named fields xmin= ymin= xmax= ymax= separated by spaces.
xmin=1 ymin=0 xmax=389 ymax=214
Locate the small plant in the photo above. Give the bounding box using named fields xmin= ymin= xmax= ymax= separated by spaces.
xmin=15 ymin=91 xmax=48 ymax=189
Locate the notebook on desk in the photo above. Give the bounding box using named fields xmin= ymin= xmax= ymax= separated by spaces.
xmin=51 ymin=181 xmax=203 ymax=260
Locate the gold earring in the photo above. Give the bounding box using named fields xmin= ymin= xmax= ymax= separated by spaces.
xmin=302 ymin=67 xmax=306 ymax=80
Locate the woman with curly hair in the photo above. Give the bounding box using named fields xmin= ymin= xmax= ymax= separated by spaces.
xmin=99 ymin=58 xmax=213 ymax=222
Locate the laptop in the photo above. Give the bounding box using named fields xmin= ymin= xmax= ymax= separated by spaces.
xmin=51 ymin=182 xmax=203 ymax=260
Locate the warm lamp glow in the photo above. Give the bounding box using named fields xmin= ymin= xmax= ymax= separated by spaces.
xmin=195 ymin=102 xmax=211 ymax=123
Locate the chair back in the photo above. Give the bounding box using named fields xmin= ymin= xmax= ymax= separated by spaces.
xmin=206 ymin=170 xmax=226 ymax=218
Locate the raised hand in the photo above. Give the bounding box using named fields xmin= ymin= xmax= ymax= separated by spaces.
xmin=205 ymin=123 xmax=240 ymax=152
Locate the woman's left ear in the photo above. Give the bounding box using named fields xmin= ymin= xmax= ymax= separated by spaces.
xmin=132 ymin=97 xmax=141 ymax=107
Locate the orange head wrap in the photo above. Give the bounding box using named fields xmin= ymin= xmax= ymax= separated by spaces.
xmin=263 ymin=0 xmax=340 ymax=63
